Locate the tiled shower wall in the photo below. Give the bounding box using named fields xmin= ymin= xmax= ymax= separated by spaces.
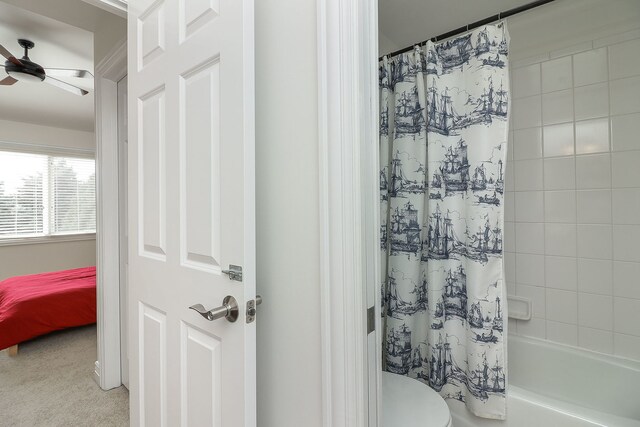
xmin=505 ymin=29 xmax=640 ymax=361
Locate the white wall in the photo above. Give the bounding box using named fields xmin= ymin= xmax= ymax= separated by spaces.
xmin=0 ymin=120 xmax=96 ymax=281
xmin=504 ymin=0 xmax=640 ymax=362
xmin=0 ymin=0 xmax=126 ymax=68
xmin=255 ymin=0 xmax=324 ymax=425
xmin=93 ymin=15 xmax=126 ymax=65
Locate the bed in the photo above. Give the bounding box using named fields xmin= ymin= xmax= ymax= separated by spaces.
xmin=0 ymin=266 xmax=96 ymax=355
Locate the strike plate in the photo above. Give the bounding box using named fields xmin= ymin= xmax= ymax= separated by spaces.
xmin=222 ymin=265 xmax=243 ymax=282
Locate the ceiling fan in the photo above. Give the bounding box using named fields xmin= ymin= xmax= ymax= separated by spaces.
xmin=0 ymin=38 xmax=92 ymax=96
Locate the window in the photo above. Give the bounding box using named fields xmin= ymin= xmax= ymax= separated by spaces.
xmin=0 ymin=150 xmax=96 ymax=240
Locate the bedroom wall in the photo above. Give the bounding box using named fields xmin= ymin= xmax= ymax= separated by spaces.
xmin=0 ymin=119 xmax=96 ymax=282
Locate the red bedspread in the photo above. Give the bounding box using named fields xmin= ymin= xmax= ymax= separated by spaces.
xmin=0 ymin=267 xmax=96 ymax=350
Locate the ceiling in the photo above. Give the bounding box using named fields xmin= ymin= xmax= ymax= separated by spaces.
xmin=0 ymin=0 xmax=114 ymax=133
xmin=379 ymin=0 xmax=539 ymax=55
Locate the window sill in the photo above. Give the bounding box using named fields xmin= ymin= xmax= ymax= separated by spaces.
xmin=0 ymin=233 xmax=96 ymax=247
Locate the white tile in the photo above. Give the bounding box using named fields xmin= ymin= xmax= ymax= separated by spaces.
xmin=504 ymin=191 xmax=515 ymax=222
xmin=573 ymin=47 xmax=608 ymax=87
xmin=546 ymin=321 xmax=578 ymax=346
xmin=545 ymin=256 xmax=577 ymax=291
xmin=543 ymin=123 xmax=574 ymax=157
xmin=516 ymin=284 xmax=546 ymax=317
xmin=613 ymin=225 xmax=640 ymax=262
xmin=513 ymin=127 xmax=543 ymax=160
xmin=505 ymin=252 xmax=516 ymax=283
xmin=614 ymin=297 xmax=640 ymax=336
xmin=546 ymin=288 xmax=578 ymax=324
xmin=517 ymin=317 xmax=546 ymax=339
xmin=507 ymin=281 xmax=517 ymax=298
xmin=513 ymin=95 xmax=542 ymax=130
xmin=544 ymin=190 xmax=576 ymax=223
xmin=514 ymin=159 xmax=543 ymax=191
xmin=594 ymin=29 xmax=640 ymax=49
xmin=507 ymin=131 xmax=514 ymax=161
xmin=545 ymin=223 xmax=577 ymax=257
xmin=579 ymin=327 xmax=613 ymax=354
xmin=612 ymin=189 xmax=640 ymax=225
xmin=610 ymin=113 xmax=640 ymax=152
xmin=613 ymin=261 xmax=640 ymax=299
xmin=512 ymin=54 xmax=549 ymax=69
xmin=550 ymin=42 xmax=592 ymax=60
xmin=609 ymin=39 xmax=640 ymax=80
xmin=515 ymin=191 xmax=544 ymax=222
xmin=515 ymin=222 xmax=545 ymax=255
xmin=574 ymin=83 xmax=609 ymax=121
xmin=578 ymin=258 xmax=613 ymax=295
xmin=542 ymin=89 xmax=574 ymax=125
xmin=542 ymin=56 xmax=573 ymax=93
xmin=575 ymin=153 xmax=611 ymax=190
xmin=612 ymin=151 xmax=640 ymax=188
xmin=544 ymin=157 xmax=576 ymax=190
xmin=610 ymin=76 xmax=640 ymax=115
xmin=576 ymin=190 xmax=612 ymax=224
xmin=614 ymin=333 xmax=640 ymax=360
xmin=516 ymin=253 xmax=545 ymax=286
xmin=504 ymin=221 xmax=516 ymax=252
xmin=577 ymin=224 xmax=613 ymax=259
xmin=578 ymin=293 xmax=613 ymax=330
xmin=513 ymin=63 xmax=541 ymax=99
xmin=575 ymin=118 xmax=610 ymax=155
xmin=505 ymin=162 xmax=515 ymax=192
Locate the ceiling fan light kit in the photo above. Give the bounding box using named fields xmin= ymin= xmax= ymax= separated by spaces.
xmin=0 ymin=39 xmax=92 ymax=96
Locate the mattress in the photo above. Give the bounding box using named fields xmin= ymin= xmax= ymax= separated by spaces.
xmin=0 ymin=266 xmax=96 ymax=350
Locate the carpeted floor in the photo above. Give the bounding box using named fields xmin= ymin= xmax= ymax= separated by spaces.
xmin=0 ymin=325 xmax=129 ymax=426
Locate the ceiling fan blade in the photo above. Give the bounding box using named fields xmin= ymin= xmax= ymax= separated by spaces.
xmin=44 ymin=68 xmax=94 ymax=79
xmin=43 ymin=76 xmax=89 ymax=96
xmin=0 ymin=76 xmax=17 ymax=86
xmin=0 ymin=43 xmax=22 ymax=66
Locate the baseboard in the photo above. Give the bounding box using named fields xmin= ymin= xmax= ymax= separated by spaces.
xmin=93 ymin=360 xmax=101 ymax=385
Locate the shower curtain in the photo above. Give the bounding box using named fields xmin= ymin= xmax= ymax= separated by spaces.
xmin=380 ymin=23 xmax=509 ymax=419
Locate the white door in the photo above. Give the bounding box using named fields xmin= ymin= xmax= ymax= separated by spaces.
xmin=127 ymin=0 xmax=256 ymax=425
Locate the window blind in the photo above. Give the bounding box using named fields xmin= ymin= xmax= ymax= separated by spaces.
xmin=0 ymin=150 xmax=95 ymax=239
xmin=51 ymin=157 xmax=96 ymax=234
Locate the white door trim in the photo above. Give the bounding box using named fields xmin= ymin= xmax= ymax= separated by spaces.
xmin=95 ymin=39 xmax=127 ymax=390
xmin=317 ymin=0 xmax=380 ymax=425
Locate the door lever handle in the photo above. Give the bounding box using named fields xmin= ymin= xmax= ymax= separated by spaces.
xmin=189 ymin=295 xmax=239 ymax=323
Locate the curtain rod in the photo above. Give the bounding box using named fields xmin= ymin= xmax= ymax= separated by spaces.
xmin=379 ymin=0 xmax=556 ymax=61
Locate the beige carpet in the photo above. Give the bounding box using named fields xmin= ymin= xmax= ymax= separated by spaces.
xmin=0 ymin=325 xmax=129 ymax=426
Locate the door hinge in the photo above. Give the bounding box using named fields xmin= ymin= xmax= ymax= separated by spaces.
xmin=222 ymin=265 xmax=243 ymax=282
xmin=246 ymin=295 xmax=263 ymax=324
xmin=367 ymin=306 xmax=375 ymax=334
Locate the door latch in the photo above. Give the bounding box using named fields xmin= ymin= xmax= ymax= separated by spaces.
xmin=222 ymin=265 xmax=243 ymax=282
xmin=246 ymin=295 xmax=263 ymax=323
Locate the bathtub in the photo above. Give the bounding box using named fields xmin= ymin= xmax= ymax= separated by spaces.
xmin=448 ymin=335 xmax=640 ymax=427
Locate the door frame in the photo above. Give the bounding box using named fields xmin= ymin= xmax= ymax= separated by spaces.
xmin=92 ymin=0 xmax=381 ymax=418
xmin=316 ymin=0 xmax=381 ymax=425
xmin=95 ymin=39 xmax=127 ymax=390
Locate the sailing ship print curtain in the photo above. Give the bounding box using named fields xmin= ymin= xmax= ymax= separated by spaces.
xmin=380 ymin=23 xmax=509 ymax=419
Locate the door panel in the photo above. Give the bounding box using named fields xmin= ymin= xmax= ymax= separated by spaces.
xmin=128 ymin=0 xmax=255 ymax=425
xmin=181 ymin=323 xmax=222 ymax=427
xmin=138 ymin=87 xmax=166 ymax=260
xmin=180 ymin=59 xmax=221 ymax=271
